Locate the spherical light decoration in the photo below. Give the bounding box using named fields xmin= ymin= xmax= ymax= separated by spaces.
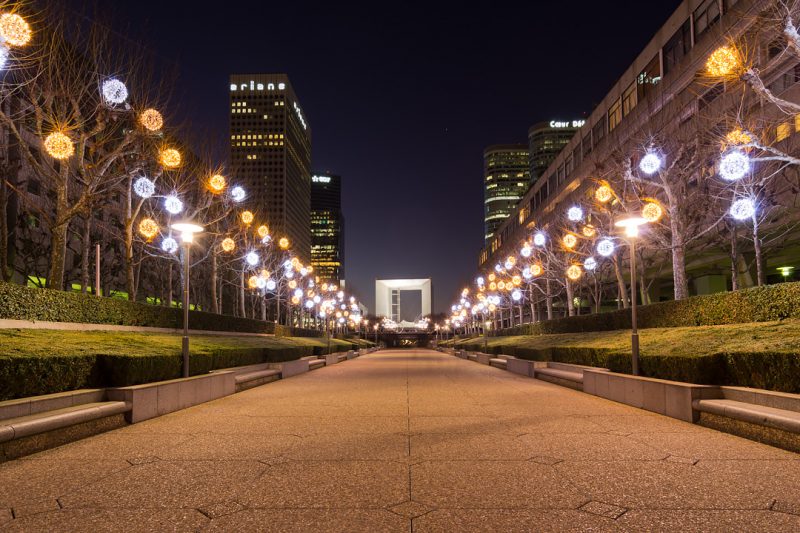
xmin=520 ymin=245 xmax=532 ymax=258
xmin=567 ymin=206 xmax=584 ymax=222
xmin=138 ymin=218 xmax=158 ymax=240
xmin=261 ymin=234 xmax=272 ymax=244
xmin=531 ymin=264 xmax=543 ymax=277
xmin=160 ymin=148 xmax=181 ymax=168
xmin=511 ymin=289 xmax=522 ymax=301
xmin=584 ymin=257 xmax=597 ymax=271
xmin=639 ymin=152 xmax=661 ymax=175
xmin=293 ymin=288 xmax=303 ymax=299
xmin=0 ymin=14 xmax=31 ymax=47
xmin=164 ymin=195 xmax=183 ymax=215
xmin=101 ymin=78 xmax=128 ymax=105
xmin=719 ymin=151 xmax=749 ymax=181
xmin=706 ymin=46 xmax=740 ymax=77
xmin=522 ymin=267 xmax=532 ymax=280
xmin=582 ymin=225 xmax=596 ymax=238
xmin=289 ymin=280 xmax=298 ymax=289
xmin=726 ymin=129 xmax=752 ymax=147
xmin=489 ymin=281 xmax=497 ymax=291
xmin=43 ymin=131 xmax=74 ymax=159
xmin=221 ymin=237 xmax=235 ymax=252
xmin=240 ymin=210 xmax=254 ymax=225
xmin=597 ymin=239 xmax=615 ymax=257
xmin=497 ymin=281 xmax=506 ymax=291
xmin=730 ymin=198 xmax=756 ymax=220
xmin=248 ymin=275 xmax=259 ymax=289
xmin=476 ymin=276 xmax=485 ymax=286
xmin=161 ymin=237 xmax=178 ymax=254
xmin=257 ymin=225 xmax=269 ymax=238
xmin=266 ymin=279 xmax=277 ymax=291
xmin=642 ymin=202 xmax=663 ymax=222
xmin=504 ymin=259 xmax=514 ymax=270
xmin=230 ymin=186 xmax=246 ymax=202
xmin=208 ymin=174 xmax=226 ymax=193
xmin=512 ymin=275 xmax=522 ymax=286
xmin=245 ymin=251 xmax=259 ymax=266
xmin=256 ymin=277 xmax=267 ymax=289
xmin=139 ymin=108 xmax=163 ymax=131
xmin=305 ymin=300 xmax=314 ymax=309
xmin=279 ymin=237 xmax=290 ymax=249
xmin=562 ymin=233 xmax=577 ymax=249
xmin=595 ymin=185 xmax=613 ymax=203
xmin=566 ymin=265 xmax=582 ymax=281
xmin=533 ymin=232 xmax=546 ymax=246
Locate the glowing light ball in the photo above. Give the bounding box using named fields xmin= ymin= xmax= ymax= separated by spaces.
xmin=566 ymin=265 xmax=582 ymax=281
xmin=642 ymin=202 xmax=663 ymax=222
xmin=279 ymin=237 xmax=290 ymax=249
xmin=562 ymin=233 xmax=577 ymax=249
xmin=164 ymin=195 xmax=183 ymax=215
xmin=531 ymin=264 xmax=543 ymax=276
xmin=512 ymin=275 xmax=522 ymax=286
xmin=511 ymin=289 xmax=522 ymax=301
xmin=494 ymin=263 xmax=503 ymax=273
xmin=160 ymin=148 xmax=181 ymax=168
xmin=240 ymin=210 xmax=254 ymax=225
xmin=584 ymin=257 xmax=597 ymax=271
xmin=533 ymin=232 xmax=546 ymax=246
xmin=133 ymin=176 xmax=155 ymax=198
xmin=261 ymin=234 xmax=272 ymax=244
xmin=489 ymin=281 xmax=497 ymax=291
xmin=730 ymin=198 xmax=756 ymax=220
xmin=497 ymin=281 xmax=506 ymax=291
xmin=567 ymin=206 xmax=584 ymax=222
xmin=245 ymin=251 xmax=259 ymax=266
xmin=289 ymin=280 xmax=298 ymax=289
xmin=256 ymin=277 xmax=267 ymax=289
xmin=0 ymin=14 xmax=31 ymax=47
xmin=305 ymin=300 xmax=314 ymax=309
xmin=266 ymin=279 xmax=277 ymax=291
xmin=476 ymin=276 xmax=485 ymax=285
xmin=44 ymin=131 xmax=74 ymax=159
xmin=138 ymin=218 xmax=158 ymax=239
xmin=208 ymin=174 xmax=226 ymax=193
xmin=522 ymin=267 xmax=532 ymax=279
xmin=506 ymin=255 xmax=516 ymax=267
xmin=726 ymin=129 xmax=751 ymax=146
xmin=706 ymin=46 xmax=739 ymax=77
xmin=582 ymin=225 xmax=596 ymax=238
xmin=488 ymin=273 xmax=496 ymax=281
xmin=597 ymin=239 xmax=615 ymax=257
xmin=248 ymin=276 xmax=259 ymax=289
xmin=101 ymin=78 xmax=128 ymax=105
xmin=294 ymin=288 xmax=303 ymax=299
xmin=719 ymin=151 xmax=749 ymax=181
xmin=139 ymin=108 xmax=163 ymax=131
xmin=595 ymin=185 xmax=613 ymax=203
xmin=0 ymin=45 xmax=9 ymax=71
xmin=292 ymin=296 xmax=302 ymax=305
xmin=221 ymin=238 xmax=235 ymax=252
xmin=230 ymin=186 xmax=246 ymax=202
xmin=639 ymin=152 xmax=661 ymax=175
xmin=161 ymin=237 xmax=178 ymax=254
xmin=520 ymin=245 xmax=532 ymax=258
xmin=504 ymin=259 xmax=514 ymax=270
xmin=257 ymin=225 xmax=269 ymax=238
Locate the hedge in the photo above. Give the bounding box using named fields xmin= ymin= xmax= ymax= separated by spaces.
xmin=454 ymin=340 xmax=800 ymax=393
xmin=0 ymin=280 xmax=318 ymax=335
xmin=497 ymin=282 xmax=800 ymax=337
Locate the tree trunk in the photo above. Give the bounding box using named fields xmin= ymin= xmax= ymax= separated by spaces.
xmin=47 ymin=219 xmax=69 ymax=291
xmin=210 ymin=253 xmax=219 ymax=314
xmin=0 ymin=172 xmax=10 ymax=282
xmin=80 ymin=213 xmax=91 ymax=293
xmin=753 ymin=215 xmax=765 ymax=286
xmin=670 ymin=218 xmax=690 ymax=299
xmin=239 ymin=271 xmax=246 ymax=317
xmin=565 ymin=278 xmax=575 ymax=317
xmin=124 ymin=220 xmax=136 ymax=300
xmin=730 ymin=223 xmax=739 ymax=291
xmin=167 ymin=261 xmax=173 ymax=307
xmin=613 ymin=257 xmax=629 ymax=309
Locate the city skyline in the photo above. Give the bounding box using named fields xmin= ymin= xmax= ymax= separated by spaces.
xmin=64 ymin=0 xmax=683 ymax=313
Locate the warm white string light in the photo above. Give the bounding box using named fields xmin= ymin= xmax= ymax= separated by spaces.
xmin=567 ymin=206 xmax=584 ymax=221
xmin=230 ymin=186 xmax=246 ymax=202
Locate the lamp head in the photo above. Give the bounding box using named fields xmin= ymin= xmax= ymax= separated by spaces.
xmin=170 ymin=222 xmax=204 ymax=243
xmin=615 ymin=217 xmax=648 ymax=238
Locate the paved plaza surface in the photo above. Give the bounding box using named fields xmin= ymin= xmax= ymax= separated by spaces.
xmin=1 ymin=349 xmax=799 ymax=531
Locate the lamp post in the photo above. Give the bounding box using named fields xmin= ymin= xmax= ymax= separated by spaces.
xmin=483 ymin=320 xmax=491 ymax=352
xmin=615 ymin=216 xmax=648 ymax=376
xmin=171 ymin=222 xmax=204 ymax=378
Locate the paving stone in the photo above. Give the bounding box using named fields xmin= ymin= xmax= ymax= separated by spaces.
xmin=528 ymin=455 xmax=563 ymax=465
xmin=664 ymin=455 xmax=699 ymax=465
xmin=413 ymin=509 xmax=618 ymax=532
xmin=772 ymin=499 xmax=800 ymax=516
xmin=1 ymin=509 xmax=208 ymax=532
xmin=197 ymin=500 xmax=246 ymax=519
xmin=204 ymin=509 xmax=408 ymax=532
xmin=126 ymin=455 xmax=159 ymax=466
xmin=579 ymin=500 xmax=628 ymax=520
xmin=617 ymin=510 xmax=800 ymax=531
xmin=388 ymin=500 xmax=433 ymax=518
xmin=10 ymin=499 xmax=60 ymax=519
xmin=0 ymin=508 xmax=12 ymax=525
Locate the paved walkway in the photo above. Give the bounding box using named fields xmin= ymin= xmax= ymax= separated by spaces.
xmin=1 ymin=349 xmax=799 ymax=531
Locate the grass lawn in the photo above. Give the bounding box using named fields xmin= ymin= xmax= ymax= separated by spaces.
xmin=450 ymin=319 xmax=800 ymax=392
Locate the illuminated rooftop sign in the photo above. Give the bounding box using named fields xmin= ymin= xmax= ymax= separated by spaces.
xmin=312 ymin=175 xmax=331 ymax=183
xmin=230 ymin=81 xmax=286 ymax=91
xmin=549 ymin=120 xmax=585 ymax=128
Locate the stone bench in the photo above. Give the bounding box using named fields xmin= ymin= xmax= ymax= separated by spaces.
xmin=0 ymin=401 xmax=129 ymax=444
xmin=693 ymin=399 xmax=800 ymax=433
xmin=489 ymin=358 xmax=507 ymax=370
xmin=308 ymin=359 xmax=325 ymax=370
xmin=533 ymin=362 xmax=604 ymax=390
xmin=235 ymin=369 xmax=281 ymax=391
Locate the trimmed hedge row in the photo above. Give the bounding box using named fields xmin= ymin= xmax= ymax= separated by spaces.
xmin=498 ymin=282 xmax=800 ymax=337
xmin=455 ymin=341 xmax=800 ymax=393
xmin=1 ymin=280 xmax=279 ymax=334
xmin=0 ymin=344 xmax=319 ymax=400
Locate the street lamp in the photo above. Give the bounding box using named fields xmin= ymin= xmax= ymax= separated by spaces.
xmin=484 ymin=320 xmax=491 ymax=352
xmin=171 ymin=221 xmax=204 ymax=378
xmin=615 ymin=216 xmax=648 ymax=376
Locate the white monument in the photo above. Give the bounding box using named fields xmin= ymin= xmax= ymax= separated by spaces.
xmin=375 ymin=279 xmax=432 ymax=322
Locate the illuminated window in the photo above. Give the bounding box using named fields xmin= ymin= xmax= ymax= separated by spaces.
xmin=622 ymin=81 xmax=637 ymax=117
xmin=608 ymin=99 xmax=622 ymax=132
xmin=776 ymin=122 xmax=792 ymax=142
xmin=794 ymin=114 xmax=800 ymax=132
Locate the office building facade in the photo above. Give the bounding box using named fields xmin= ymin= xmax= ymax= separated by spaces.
xmin=483 ymin=145 xmax=530 ymax=245
xmin=528 ymin=120 xmax=584 ymax=184
xmin=229 ymin=74 xmax=312 ymax=262
xmin=310 ymin=173 xmax=345 ymax=283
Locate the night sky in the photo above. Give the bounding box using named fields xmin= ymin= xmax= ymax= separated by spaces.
xmin=67 ymin=1 xmax=681 ymax=314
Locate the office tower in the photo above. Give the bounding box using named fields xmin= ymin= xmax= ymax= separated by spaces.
xmin=310 ymin=173 xmax=345 ymax=283
xmin=528 ymin=120 xmax=584 ymax=183
xmin=229 ymin=74 xmax=312 ymax=262
xmin=483 ymin=145 xmax=530 ymax=244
